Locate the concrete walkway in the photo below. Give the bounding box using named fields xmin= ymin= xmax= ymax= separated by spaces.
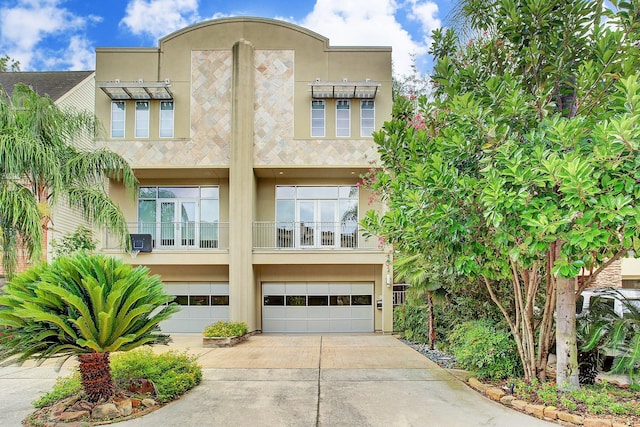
xmin=0 ymin=334 xmax=553 ymax=427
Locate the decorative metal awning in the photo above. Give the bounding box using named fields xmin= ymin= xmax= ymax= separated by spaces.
xmin=309 ymin=80 xmax=380 ymax=99
xmin=98 ymin=81 xmax=173 ymax=100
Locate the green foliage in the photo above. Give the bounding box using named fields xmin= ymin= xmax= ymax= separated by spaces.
xmin=393 ymin=305 xmax=429 ymax=343
xmin=447 ymin=320 xmax=522 ymax=380
xmin=32 ymin=371 xmax=82 ymax=408
xmin=0 ymin=83 xmax=137 ymax=278
xmin=0 ymin=54 xmax=20 ymax=72
xmin=51 ymin=226 xmax=97 ymax=258
xmin=111 ymin=348 xmax=202 ymax=403
xmin=33 ymin=349 xmax=203 ymax=407
xmin=203 ymin=321 xmax=248 ymax=338
xmin=512 ymin=379 xmax=640 ymax=417
xmin=580 ymin=288 xmax=640 ymax=383
xmin=0 ymin=253 xmax=179 ymax=364
xmin=362 ymin=0 xmax=640 ymax=384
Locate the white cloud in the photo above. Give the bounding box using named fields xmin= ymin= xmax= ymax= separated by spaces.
xmin=0 ymin=0 xmax=99 ymax=70
xmin=120 ymin=0 xmax=201 ymax=41
xmin=298 ymin=0 xmax=440 ymax=77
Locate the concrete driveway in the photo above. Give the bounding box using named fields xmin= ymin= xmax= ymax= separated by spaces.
xmin=0 ymin=334 xmax=553 ymax=427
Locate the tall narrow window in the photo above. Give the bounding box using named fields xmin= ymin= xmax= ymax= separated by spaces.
xmin=111 ymin=101 xmax=125 ymax=138
xmin=135 ymin=101 xmax=149 ymax=138
xmin=311 ymin=100 xmax=325 ymax=137
xmin=160 ymin=101 xmax=174 ymax=138
xmin=361 ymin=100 xmax=375 ymax=137
xmin=336 ymin=100 xmax=350 ymax=137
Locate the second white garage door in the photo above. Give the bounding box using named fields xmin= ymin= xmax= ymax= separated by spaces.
xmin=262 ymin=282 xmax=374 ymax=333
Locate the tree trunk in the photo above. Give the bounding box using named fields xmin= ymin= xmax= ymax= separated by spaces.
xmin=78 ymin=352 xmax=115 ymax=402
xmin=427 ymin=292 xmax=436 ymax=350
xmin=555 ymin=275 xmax=579 ymax=391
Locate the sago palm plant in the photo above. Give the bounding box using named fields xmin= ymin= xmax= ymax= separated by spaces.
xmin=581 ymin=288 xmax=640 ymax=384
xmin=0 ymin=253 xmax=178 ymax=402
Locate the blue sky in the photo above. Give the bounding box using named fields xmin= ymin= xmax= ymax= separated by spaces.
xmin=0 ymin=0 xmax=456 ymax=77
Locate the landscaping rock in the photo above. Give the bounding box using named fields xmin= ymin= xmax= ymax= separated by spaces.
xmin=127 ymin=378 xmax=156 ymax=395
xmin=141 ymin=398 xmax=157 ymax=408
xmin=543 ymin=406 xmax=558 ymax=420
xmin=114 ymin=397 xmax=133 ymax=417
xmin=500 ymin=395 xmax=516 ymax=405
xmin=511 ymin=399 xmax=528 ymax=411
xmin=524 ymin=404 xmax=545 ymax=418
xmin=203 ymin=334 xmax=248 ymax=348
xmin=468 ymin=377 xmax=489 ymax=393
xmin=57 ymin=410 xmax=89 ymax=422
xmin=558 ymin=411 xmax=584 ymax=425
xmin=584 ymin=419 xmax=612 ymax=427
xmin=91 ymin=403 xmax=120 ymax=420
xmin=486 ymin=387 xmax=506 ymax=401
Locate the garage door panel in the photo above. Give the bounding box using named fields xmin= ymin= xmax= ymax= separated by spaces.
xmin=262 ymin=282 xmax=373 ymax=333
xmin=161 ymin=282 xmax=229 ymax=333
xmin=307 ymin=283 xmax=329 ymax=294
xmin=211 ymin=284 xmax=229 ymax=294
xmin=286 ymin=320 xmax=308 ymax=332
xmin=351 ymin=319 xmax=373 ymax=332
xmin=308 ymin=320 xmax=331 ymax=332
xmin=263 ymin=283 xmax=284 ymax=294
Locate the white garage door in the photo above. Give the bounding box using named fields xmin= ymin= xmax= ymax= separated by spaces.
xmin=262 ymin=283 xmax=374 ymax=333
xmin=160 ymin=283 xmax=229 ymax=333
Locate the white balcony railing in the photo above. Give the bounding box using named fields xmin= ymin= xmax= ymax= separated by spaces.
xmin=103 ymin=222 xmax=229 ymax=251
xmin=253 ymin=221 xmax=366 ymax=249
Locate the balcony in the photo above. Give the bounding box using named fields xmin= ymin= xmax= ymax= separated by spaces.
xmin=103 ymin=222 xmax=229 ymax=251
xmin=253 ymin=221 xmax=379 ymax=250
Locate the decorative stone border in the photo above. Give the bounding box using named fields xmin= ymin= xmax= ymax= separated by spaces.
xmin=466 ymin=377 xmax=632 ymax=427
xmin=202 ymin=334 xmax=248 ymax=348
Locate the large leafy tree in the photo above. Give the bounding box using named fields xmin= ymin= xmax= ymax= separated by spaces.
xmin=0 ymin=83 xmax=137 ymax=278
xmin=0 ymin=253 xmax=179 ymax=402
xmin=363 ymin=0 xmax=640 ymax=390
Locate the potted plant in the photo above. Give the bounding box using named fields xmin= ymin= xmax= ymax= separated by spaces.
xmin=202 ymin=321 xmax=249 ymax=348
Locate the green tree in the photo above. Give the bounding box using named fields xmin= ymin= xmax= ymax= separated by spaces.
xmin=51 ymin=225 xmax=97 ymax=258
xmin=362 ymin=0 xmax=640 ymax=390
xmin=0 ymin=55 xmax=20 ymax=72
xmin=0 ymin=83 xmax=137 ymax=278
xmin=0 ymin=253 xmax=178 ymax=402
xmin=393 ymin=253 xmax=447 ymax=350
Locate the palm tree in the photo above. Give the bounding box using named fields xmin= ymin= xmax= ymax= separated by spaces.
xmin=0 ymin=83 xmax=137 ymax=278
xmin=581 ymin=288 xmax=640 ymax=384
xmin=393 ymin=253 xmax=447 ymax=350
xmin=0 ymin=253 xmax=178 ymax=402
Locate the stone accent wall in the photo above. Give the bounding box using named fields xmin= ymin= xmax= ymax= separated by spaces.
xmin=591 ymin=259 xmax=622 ymax=288
xmin=191 ymin=50 xmax=233 ymax=164
xmin=252 ymin=50 xmax=380 ymax=166
xmin=253 ymin=50 xmax=294 ymax=158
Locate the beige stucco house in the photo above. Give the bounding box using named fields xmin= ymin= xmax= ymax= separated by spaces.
xmin=94 ymin=17 xmax=394 ymax=333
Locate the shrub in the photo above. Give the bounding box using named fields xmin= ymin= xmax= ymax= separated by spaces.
xmin=33 ymin=349 xmax=203 ymax=407
xmin=203 ymin=321 xmax=248 ymax=338
xmin=32 ymin=372 xmax=82 ymax=408
xmin=393 ymin=305 xmax=429 ymax=343
xmin=447 ymin=319 xmax=522 ymax=380
xmin=110 ymin=348 xmax=202 ymax=403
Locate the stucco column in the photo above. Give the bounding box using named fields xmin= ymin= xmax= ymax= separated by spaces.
xmin=229 ymin=39 xmax=257 ymax=330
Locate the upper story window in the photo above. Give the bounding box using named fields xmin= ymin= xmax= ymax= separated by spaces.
xmin=361 ymin=100 xmax=375 ymax=137
xmin=311 ymin=100 xmax=325 ymax=137
xmin=160 ymin=101 xmax=174 ymax=138
xmin=111 ymin=101 xmax=125 ymax=138
xmin=138 ymin=186 xmax=219 ymax=249
xmin=336 ymin=100 xmax=350 ymax=137
xmin=135 ymin=101 xmax=150 ymax=138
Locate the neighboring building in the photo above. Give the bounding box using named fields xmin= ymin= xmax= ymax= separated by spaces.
xmin=94 ymin=18 xmax=394 ymax=333
xmin=0 ymin=71 xmax=95 ymax=282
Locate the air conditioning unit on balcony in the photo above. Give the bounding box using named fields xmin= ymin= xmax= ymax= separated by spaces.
xmin=130 ymin=234 xmax=153 ymax=252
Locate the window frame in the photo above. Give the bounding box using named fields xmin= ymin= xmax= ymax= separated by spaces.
xmin=110 ymin=101 xmax=125 ymax=139
xmin=135 ymin=101 xmax=150 ymax=138
xmin=360 ymin=100 xmax=375 ymax=137
xmin=159 ymin=101 xmax=174 ymax=138
xmin=311 ymin=100 xmax=326 ymax=137
xmin=336 ymin=99 xmax=351 ymax=137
